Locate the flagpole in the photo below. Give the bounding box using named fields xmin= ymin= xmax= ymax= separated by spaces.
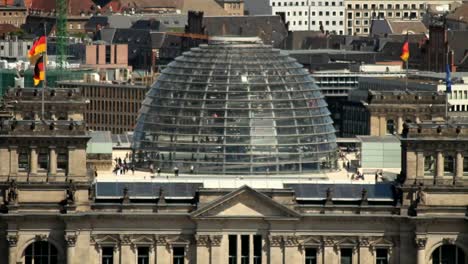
xmin=405 ymin=60 xmax=408 ymax=92
xmin=42 ymin=22 xmax=47 ymax=120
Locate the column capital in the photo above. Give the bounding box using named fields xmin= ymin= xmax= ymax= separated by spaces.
xmin=7 ymin=234 xmax=18 ymax=247
xmin=65 ymin=234 xmax=77 ymax=247
xmin=268 ymin=235 xmax=283 ymax=247
xmin=415 ymin=237 xmax=427 ymax=250
xmin=120 ymin=235 xmax=132 ymax=245
xmin=358 ymin=237 xmax=371 ymax=247
xmin=283 ymin=235 xmax=300 ymax=247
xmin=194 ymin=235 xmax=210 ymax=247
xmin=155 ymin=235 xmax=167 ymax=246
xmin=210 ymin=235 xmax=223 ymax=247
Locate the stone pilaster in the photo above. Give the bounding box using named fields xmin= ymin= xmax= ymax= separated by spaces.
xmin=397 ymin=116 xmax=404 ymax=134
xmin=155 ymin=235 xmax=170 ymax=264
xmin=7 ymin=234 xmax=18 ymax=264
xmin=9 ymin=146 xmax=18 ymax=177
xmin=415 ymin=237 xmax=427 ymax=264
xmin=195 ymin=235 xmax=210 ymax=264
xmin=120 ymin=235 xmax=133 ymax=264
xmin=416 ymin=151 xmax=425 ymax=180
xmin=268 ymin=236 xmax=283 ymax=264
xmin=358 ymin=237 xmax=372 ymax=264
xmin=284 ymin=236 xmax=301 ymax=264
xmin=65 ymin=233 xmax=77 ymax=264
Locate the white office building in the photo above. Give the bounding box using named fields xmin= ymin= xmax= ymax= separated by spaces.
xmin=270 ymin=0 xmax=346 ymax=34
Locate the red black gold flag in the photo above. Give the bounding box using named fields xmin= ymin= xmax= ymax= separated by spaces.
xmin=33 ymin=55 xmax=45 ymax=86
xmin=400 ymin=35 xmax=410 ymax=62
xmin=28 ymin=36 xmax=46 ymax=64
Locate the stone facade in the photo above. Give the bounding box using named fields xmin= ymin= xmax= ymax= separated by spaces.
xmin=0 ymin=88 xmax=467 ymax=264
xmin=342 ymin=90 xmax=446 ymax=137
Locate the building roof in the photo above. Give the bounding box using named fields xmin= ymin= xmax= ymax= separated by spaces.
xmin=285 ymin=183 xmax=394 ymax=201
xmin=30 ymin=0 xmax=97 ymax=16
xmin=203 ymin=15 xmax=288 ymax=48
xmin=87 ymin=131 xmax=113 ymax=154
xmin=95 ymin=181 xmax=203 ymax=199
xmin=0 ymin=24 xmax=20 ymax=34
xmin=371 ymin=19 xmax=427 ymax=36
xmin=446 ymin=3 xmax=468 ymax=24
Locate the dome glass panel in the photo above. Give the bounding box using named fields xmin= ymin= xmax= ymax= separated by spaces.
xmin=134 ymin=37 xmax=337 ymax=175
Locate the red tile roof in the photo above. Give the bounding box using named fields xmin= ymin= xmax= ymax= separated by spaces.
xmin=30 ymin=0 xmax=98 ymax=16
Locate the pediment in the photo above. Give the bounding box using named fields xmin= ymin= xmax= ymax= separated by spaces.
xmin=191 ymin=185 xmax=300 ymax=219
xmin=132 ymin=235 xmax=154 ymax=244
xmin=91 ymin=234 xmax=119 ymax=245
xmin=371 ymin=237 xmax=394 ymax=247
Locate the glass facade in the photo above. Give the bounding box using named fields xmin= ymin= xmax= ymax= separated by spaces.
xmin=134 ymin=38 xmax=337 ymax=175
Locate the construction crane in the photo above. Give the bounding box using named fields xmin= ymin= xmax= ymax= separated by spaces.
xmin=56 ymin=0 xmax=68 ymax=69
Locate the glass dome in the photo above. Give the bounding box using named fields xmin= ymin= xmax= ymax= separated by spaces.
xmin=133 ymin=37 xmax=337 ymax=175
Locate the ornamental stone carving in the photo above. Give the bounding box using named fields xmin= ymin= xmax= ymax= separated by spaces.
xmin=359 ymin=237 xmax=370 ymax=247
xmin=195 ymin=235 xmax=211 ymax=247
xmin=415 ymin=237 xmax=427 ymax=249
xmin=7 ymin=235 xmax=18 ymax=247
xmin=65 ymin=234 xmax=77 ymax=247
xmin=442 ymin=238 xmax=455 ymax=245
xmin=155 ymin=235 xmax=167 ymax=246
xmin=210 ymin=235 xmax=223 ymax=247
xmin=120 ymin=235 xmax=132 ymax=245
xmin=283 ymin=236 xmax=300 ymax=247
xmin=268 ymin=235 xmax=283 ymax=247
xmin=35 ymin=234 xmax=48 ymax=241
xmin=323 ymin=237 xmax=335 ymax=247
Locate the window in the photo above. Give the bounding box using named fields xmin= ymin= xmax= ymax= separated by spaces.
xmin=253 ymin=235 xmax=262 ymax=264
xmin=173 ymin=247 xmax=185 ymax=264
xmin=102 ymin=247 xmax=114 ymax=264
xmin=431 ymin=245 xmax=465 ymax=264
xmin=444 ymin=155 xmax=455 ymax=176
xmin=424 ymin=155 xmax=435 ymax=176
xmin=341 ymin=248 xmax=353 ymax=264
xmin=19 ymin=148 xmax=29 ymax=171
xmin=376 ymin=248 xmax=388 ymax=264
xmin=38 ymin=148 xmax=49 ymax=171
xmin=57 ymin=148 xmax=68 ymax=173
xmin=138 ymin=247 xmax=150 ymax=264
xmin=363 ymin=4 xmax=368 ymax=9
xmin=25 ymin=241 xmax=58 ymax=264
xmin=305 ymin=248 xmax=317 ymax=264
xmin=464 ymin=156 xmax=468 ymax=176
xmin=241 ymin=235 xmax=249 ymax=264
xmin=229 ymin=235 xmax=237 ymax=264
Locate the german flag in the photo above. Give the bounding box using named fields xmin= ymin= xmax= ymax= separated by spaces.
xmin=400 ymin=35 xmax=410 ymax=62
xmin=28 ymin=36 xmax=46 ymax=64
xmin=33 ymin=55 xmax=45 ymax=86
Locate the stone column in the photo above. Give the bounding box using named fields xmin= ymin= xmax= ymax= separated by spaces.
xmin=435 ymin=151 xmax=444 ymax=184
xmin=65 ymin=234 xmax=77 ymax=264
xmin=0 ymin=147 xmax=10 ymax=176
xmin=261 ymin=236 xmax=268 ymax=264
xmin=370 ymin=115 xmax=380 ymax=136
xmin=455 ymin=151 xmax=463 ymax=185
xmin=397 ymin=116 xmax=404 ymax=134
xmin=415 ymin=237 xmax=427 ymax=264
xmin=30 ymin=146 xmax=38 ymax=175
xmin=120 ymin=235 xmax=133 ymax=264
xmin=7 ymin=234 xmax=18 ymax=264
xmin=358 ymin=237 xmax=372 ymax=264
xmin=49 ymin=147 xmax=57 ymax=176
xmin=9 ymin=146 xmax=18 ymax=176
xmin=269 ymin=236 xmax=283 ymax=264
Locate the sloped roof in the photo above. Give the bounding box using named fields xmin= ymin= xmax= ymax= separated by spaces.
xmin=0 ymin=24 xmax=20 ymax=34
xmin=203 ymin=15 xmax=288 ymax=48
xmin=387 ymin=20 xmax=427 ymax=34
xmin=31 ymin=0 xmax=96 ymax=16
xmin=446 ymin=3 xmax=468 ymax=24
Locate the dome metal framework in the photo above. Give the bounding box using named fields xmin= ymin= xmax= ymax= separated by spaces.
xmin=133 ymin=37 xmax=337 ymax=175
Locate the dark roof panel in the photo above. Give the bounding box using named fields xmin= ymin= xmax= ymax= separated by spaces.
xmin=95 ymin=182 xmax=203 ymax=199
xmin=285 ymin=183 xmax=394 ymax=201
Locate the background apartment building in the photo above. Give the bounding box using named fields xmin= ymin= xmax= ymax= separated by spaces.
xmin=345 ymin=0 xmax=459 ymax=35
xmin=270 ymin=0 xmax=346 ymax=34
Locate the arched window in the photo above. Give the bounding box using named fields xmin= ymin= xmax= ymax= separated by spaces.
xmin=25 ymin=241 xmax=58 ymax=264
xmin=431 ymin=245 xmax=466 ymax=264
